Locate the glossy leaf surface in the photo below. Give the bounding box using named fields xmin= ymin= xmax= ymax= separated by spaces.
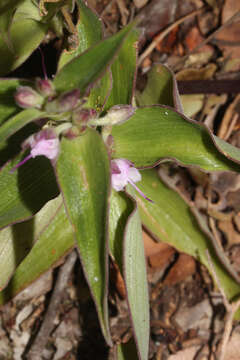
xmin=111 ymin=106 xmax=240 ymax=172
xmin=136 ymin=169 xmax=240 ymax=300
xmin=56 ymin=129 xmax=111 ymax=345
xmin=105 ymin=30 xmax=139 ymax=109
xmin=54 ymin=22 xmax=137 ymax=94
xmin=0 ymin=198 xmax=74 ymax=304
xmin=0 ymin=196 xmax=63 ymax=290
xmin=123 ymin=185 xmax=149 ymax=360
xmin=136 ymin=63 xmax=182 ymax=111
xmin=0 ymin=155 xmax=58 ymax=230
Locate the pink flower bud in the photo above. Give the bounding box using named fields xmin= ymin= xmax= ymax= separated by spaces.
xmin=58 ymin=89 xmax=81 ymax=112
xmin=35 ymin=78 xmax=56 ymax=97
xmin=73 ymin=108 xmax=97 ymax=125
xmin=15 ymin=86 xmax=44 ymax=109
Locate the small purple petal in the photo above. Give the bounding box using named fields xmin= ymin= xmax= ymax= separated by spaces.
xmin=128 ymin=179 xmax=154 ymax=203
xmin=10 ymin=154 xmax=32 ymax=173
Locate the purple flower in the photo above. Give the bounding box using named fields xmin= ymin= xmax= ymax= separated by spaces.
xmin=11 ymin=128 xmax=60 ymax=172
xmin=111 ymin=159 xmax=153 ymax=202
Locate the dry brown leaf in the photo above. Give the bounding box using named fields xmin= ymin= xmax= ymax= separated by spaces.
xmin=163 ymin=253 xmax=196 ymax=285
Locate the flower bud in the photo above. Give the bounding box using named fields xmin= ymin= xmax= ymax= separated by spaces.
xmin=105 ymin=105 xmax=135 ymax=125
xmin=45 ymin=89 xmax=81 ymax=113
xmin=35 ymin=78 xmax=56 ymax=97
xmin=73 ymin=108 xmax=97 ymax=125
xmin=15 ymin=86 xmax=44 ymax=109
xmin=58 ymin=89 xmax=81 ymax=112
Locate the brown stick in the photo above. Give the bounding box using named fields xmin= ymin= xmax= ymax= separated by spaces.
xmin=25 ymin=250 xmax=77 ymax=360
xmin=138 ymin=7 xmax=205 ymax=66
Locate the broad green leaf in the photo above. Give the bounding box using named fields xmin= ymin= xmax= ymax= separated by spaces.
xmin=58 ymin=0 xmax=103 ymax=70
xmin=0 ymin=196 xmax=63 ymax=290
xmin=0 ymin=199 xmax=74 ymax=303
xmin=104 ymin=30 xmax=139 ymax=110
xmin=0 ymin=155 xmax=58 ymax=230
xmin=0 ymin=17 xmax=48 ymax=75
xmin=53 ymin=21 xmax=137 ymax=93
xmin=0 ymin=108 xmax=46 ymax=143
xmin=117 ymin=338 xmax=139 ymax=360
xmin=0 ymin=78 xmax=30 ymax=125
xmin=135 ymin=169 xmax=240 ymax=301
xmin=111 ymin=106 xmax=240 ymax=172
xmin=55 ymin=129 xmax=112 ymax=345
xmin=136 ymin=64 xmax=182 ymax=111
xmin=123 ymin=185 xmax=149 ymax=360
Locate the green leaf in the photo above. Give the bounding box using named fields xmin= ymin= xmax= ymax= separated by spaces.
xmin=55 ymin=129 xmax=112 ymax=345
xmin=58 ymin=0 xmax=103 ymax=70
xmin=136 ymin=63 xmax=182 ymax=111
xmin=104 ymin=29 xmax=139 ymax=110
xmin=86 ymin=71 xmax=112 ymax=113
xmin=109 ymin=190 xmax=133 ymax=271
xmin=117 ymin=338 xmax=139 ymax=360
xmin=109 ymin=189 xmax=149 ymax=359
xmin=0 ymin=195 xmax=63 ymax=290
xmin=0 ymin=155 xmax=58 ymax=230
xmin=123 ymin=185 xmax=149 ymax=360
xmin=0 ymin=197 xmax=74 ymax=303
xmin=53 ymin=21 xmax=137 ymax=94
xmin=0 ymin=108 xmax=45 ymax=143
xmin=135 ymin=169 xmax=240 ymax=301
xmin=0 ymin=78 xmax=30 ymax=126
xmin=0 ymin=1 xmax=48 ymax=76
xmin=111 ymin=106 xmax=240 ymax=172
xmin=0 ymin=0 xmax=24 ymax=15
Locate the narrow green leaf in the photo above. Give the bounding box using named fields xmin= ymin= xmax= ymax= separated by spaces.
xmin=109 ymin=189 xmax=134 ymax=272
xmin=123 ymin=185 xmax=149 ymax=360
xmin=0 ymin=108 xmax=45 ymax=143
xmin=117 ymin=338 xmax=139 ymax=360
xmin=104 ymin=30 xmax=139 ymax=109
xmin=0 ymin=198 xmax=74 ymax=303
xmin=55 ymin=129 xmax=112 ymax=345
xmin=0 ymin=18 xmax=48 ymax=75
xmin=111 ymin=106 xmax=240 ymax=172
xmin=135 ymin=169 xmax=240 ymax=301
xmin=58 ymin=0 xmax=103 ymax=70
xmin=0 ymin=155 xmax=58 ymax=230
xmin=0 ymin=196 xmax=63 ymax=290
xmin=53 ymin=21 xmax=137 ymax=93
xmin=136 ymin=63 xmax=182 ymax=111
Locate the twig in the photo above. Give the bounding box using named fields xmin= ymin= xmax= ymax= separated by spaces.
xmin=138 ymin=7 xmax=204 ymax=66
xmin=206 ymin=250 xmax=240 ymax=360
xmin=25 ymin=250 xmax=78 ymax=360
xmin=173 ymin=10 xmax=240 ymax=71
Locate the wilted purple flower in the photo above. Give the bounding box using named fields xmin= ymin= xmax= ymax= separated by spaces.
xmin=111 ymin=159 xmax=153 ymax=202
xmin=11 ymin=128 xmax=60 ymax=172
xmin=15 ymin=86 xmax=44 ymax=109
